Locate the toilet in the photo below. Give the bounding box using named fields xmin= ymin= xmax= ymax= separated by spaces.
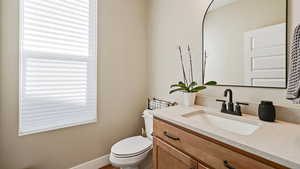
xmin=109 ymin=110 xmax=153 ymax=169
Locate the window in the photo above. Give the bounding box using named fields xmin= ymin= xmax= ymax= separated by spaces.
xmin=19 ymin=0 xmax=97 ymax=136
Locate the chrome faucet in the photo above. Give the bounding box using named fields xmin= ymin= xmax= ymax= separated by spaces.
xmin=216 ymin=89 xmax=249 ymax=116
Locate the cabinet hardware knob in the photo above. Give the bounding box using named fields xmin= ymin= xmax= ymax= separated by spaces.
xmin=224 ymin=160 xmax=235 ymax=169
xmin=163 ymin=131 xmax=180 ymax=141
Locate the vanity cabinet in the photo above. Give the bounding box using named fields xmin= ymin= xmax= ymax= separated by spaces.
xmin=153 ymin=118 xmax=288 ymax=169
xmin=153 ymin=137 xmax=198 ymax=169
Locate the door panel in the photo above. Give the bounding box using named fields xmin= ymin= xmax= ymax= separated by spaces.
xmin=244 ymin=23 xmax=286 ymax=88
xmin=153 ymin=137 xmax=198 ymax=169
xmin=198 ymin=163 xmax=209 ymax=169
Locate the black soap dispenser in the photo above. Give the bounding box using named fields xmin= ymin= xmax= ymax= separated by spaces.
xmin=258 ymin=101 xmax=276 ymax=122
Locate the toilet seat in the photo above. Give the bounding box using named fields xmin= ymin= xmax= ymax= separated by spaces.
xmin=110 ymin=148 xmax=151 ymax=169
xmin=111 ymin=136 xmax=152 ymax=158
xmin=111 ymin=146 xmax=152 ymax=158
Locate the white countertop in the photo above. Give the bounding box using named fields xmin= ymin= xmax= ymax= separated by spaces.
xmin=153 ymin=105 xmax=300 ymax=169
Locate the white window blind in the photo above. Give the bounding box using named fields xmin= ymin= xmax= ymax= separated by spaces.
xmin=19 ymin=0 xmax=97 ymax=136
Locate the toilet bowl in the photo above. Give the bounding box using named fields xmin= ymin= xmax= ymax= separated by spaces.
xmin=109 ymin=110 xmax=153 ymax=169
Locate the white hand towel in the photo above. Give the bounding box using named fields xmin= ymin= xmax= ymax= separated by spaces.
xmin=287 ymin=25 xmax=300 ymax=101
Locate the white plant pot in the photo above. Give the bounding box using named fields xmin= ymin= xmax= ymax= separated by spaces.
xmin=183 ymin=92 xmax=196 ymax=106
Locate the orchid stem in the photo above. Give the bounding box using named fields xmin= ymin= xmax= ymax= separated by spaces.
xmin=188 ymin=45 xmax=194 ymax=82
xmin=179 ymin=46 xmax=188 ymax=85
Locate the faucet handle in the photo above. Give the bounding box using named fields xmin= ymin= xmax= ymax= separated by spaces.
xmin=216 ymin=99 xmax=226 ymax=103
xmin=236 ymin=102 xmax=249 ymax=106
xmin=216 ymin=99 xmax=227 ymax=113
xmin=235 ymin=102 xmax=249 ymax=116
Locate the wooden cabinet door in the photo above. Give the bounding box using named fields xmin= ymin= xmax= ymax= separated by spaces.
xmin=198 ymin=163 xmax=209 ymax=169
xmin=153 ymin=137 xmax=198 ymax=169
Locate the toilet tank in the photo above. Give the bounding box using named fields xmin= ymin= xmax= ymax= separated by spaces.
xmin=143 ymin=110 xmax=154 ymax=140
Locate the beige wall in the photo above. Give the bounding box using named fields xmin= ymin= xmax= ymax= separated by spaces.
xmin=0 ymin=0 xmax=148 ymax=169
xmin=148 ymin=0 xmax=207 ymax=102
xmin=148 ymin=0 xmax=300 ymax=122
xmin=205 ymin=0 xmax=286 ymax=85
xmin=290 ymin=0 xmax=300 ymax=29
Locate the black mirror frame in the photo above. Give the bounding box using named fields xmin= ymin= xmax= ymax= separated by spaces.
xmin=201 ymin=0 xmax=289 ymax=89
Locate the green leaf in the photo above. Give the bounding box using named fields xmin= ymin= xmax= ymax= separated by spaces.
xmin=190 ymin=86 xmax=206 ymax=92
xmin=204 ymin=81 xmax=217 ymax=86
xmin=171 ymin=82 xmax=188 ymax=89
xmin=169 ymin=88 xmax=186 ymax=94
xmin=188 ymin=81 xmax=197 ymax=89
xmin=171 ymin=84 xmax=181 ymax=88
xmin=171 ymin=84 xmax=187 ymax=89
xmin=178 ymin=81 xmax=185 ymax=85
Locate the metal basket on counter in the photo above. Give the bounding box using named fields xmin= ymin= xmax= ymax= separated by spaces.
xmin=147 ymin=97 xmax=177 ymax=110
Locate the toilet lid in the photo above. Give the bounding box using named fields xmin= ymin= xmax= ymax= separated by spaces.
xmin=111 ymin=136 xmax=152 ymax=157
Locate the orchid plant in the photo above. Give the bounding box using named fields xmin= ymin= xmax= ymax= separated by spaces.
xmin=169 ymin=45 xmax=216 ymax=94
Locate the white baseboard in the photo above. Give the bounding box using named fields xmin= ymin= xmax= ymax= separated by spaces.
xmin=70 ymin=154 xmax=110 ymax=169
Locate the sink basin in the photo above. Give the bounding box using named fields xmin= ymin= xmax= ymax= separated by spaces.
xmin=182 ymin=110 xmax=260 ymax=135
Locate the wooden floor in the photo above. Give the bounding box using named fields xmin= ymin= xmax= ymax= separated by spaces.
xmin=100 ymin=165 xmax=119 ymax=169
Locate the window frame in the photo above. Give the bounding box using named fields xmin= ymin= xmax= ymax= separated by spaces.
xmin=19 ymin=0 xmax=98 ymax=136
